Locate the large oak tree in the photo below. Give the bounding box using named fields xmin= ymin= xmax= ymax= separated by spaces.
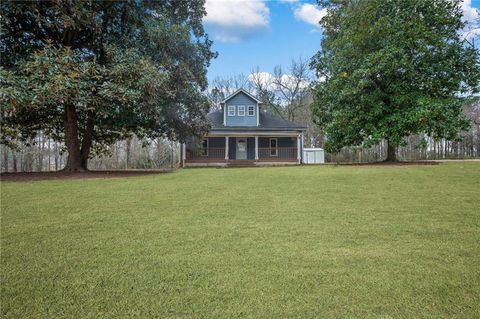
xmin=1 ymin=1 xmax=216 ymax=171
xmin=310 ymin=0 xmax=480 ymax=161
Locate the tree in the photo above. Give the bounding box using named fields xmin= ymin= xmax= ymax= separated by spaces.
xmin=0 ymin=1 xmax=216 ymax=171
xmin=207 ymin=74 xmax=249 ymax=110
xmin=310 ymin=0 xmax=480 ymax=161
xmin=272 ymin=58 xmax=311 ymax=122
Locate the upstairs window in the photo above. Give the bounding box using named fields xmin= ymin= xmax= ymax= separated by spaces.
xmin=227 ymin=105 xmax=235 ymax=116
xmin=247 ymin=105 xmax=255 ymax=116
xmin=238 ymin=105 xmax=246 ymax=116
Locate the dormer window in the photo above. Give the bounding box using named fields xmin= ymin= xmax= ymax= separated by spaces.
xmin=247 ymin=105 xmax=255 ymax=116
xmin=238 ymin=105 xmax=246 ymax=116
xmin=227 ymin=105 xmax=235 ymax=116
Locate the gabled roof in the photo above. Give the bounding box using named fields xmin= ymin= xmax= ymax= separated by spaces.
xmin=207 ymin=110 xmax=306 ymax=131
xmin=220 ymin=88 xmax=263 ymax=104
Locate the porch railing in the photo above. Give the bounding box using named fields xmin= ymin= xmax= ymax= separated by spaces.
xmin=186 ymin=147 xmax=225 ymax=161
xmin=186 ymin=147 xmax=298 ymax=162
xmin=258 ymin=147 xmax=297 ymax=161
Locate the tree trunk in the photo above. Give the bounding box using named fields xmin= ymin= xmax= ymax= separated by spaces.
xmin=13 ymin=150 xmax=17 ymax=172
xmin=3 ymin=146 xmax=8 ymax=173
xmin=48 ymin=139 xmax=51 ymax=171
xmin=63 ymin=104 xmax=85 ymax=171
xmin=126 ymin=138 xmax=132 ymax=169
xmin=385 ymin=140 xmax=397 ymax=162
xmin=80 ymin=112 xmax=95 ymax=170
xmin=54 ymin=142 xmax=59 ymax=171
xmin=37 ymin=134 xmax=45 ymax=171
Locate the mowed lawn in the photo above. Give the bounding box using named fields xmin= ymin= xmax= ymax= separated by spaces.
xmin=1 ymin=163 xmax=480 ymax=318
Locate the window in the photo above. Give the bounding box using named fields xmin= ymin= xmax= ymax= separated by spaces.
xmin=227 ymin=105 xmax=235 ymax=116
xmin=238 ymin=105 xmax=246 ymax=116
xmin=269 ymin=138 xmax=277 ymax=156
xmin=200 ymin=138 xmax=208 ymax=156
xmin=247 ymin=105 xmax=255 ymax=116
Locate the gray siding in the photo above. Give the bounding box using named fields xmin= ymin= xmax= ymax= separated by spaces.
xmin=228 ymin=137 xmax=236 ymax=159
xmin=225 ymin=92 xmax=258 ymax=127
xmin=258 ymin=137 xmax=296 ymax=148
xmin=247 ymin=137 xmax=255 ymax=160
xmin=208 ymin=137 xmax=225 ymax=148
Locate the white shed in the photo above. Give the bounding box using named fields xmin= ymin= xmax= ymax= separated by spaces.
xmin=303 ymin=148 xmax=325 ymax=164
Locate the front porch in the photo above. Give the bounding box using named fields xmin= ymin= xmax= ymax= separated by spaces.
xmin=183 ymin=135 xmax=302 ymax=167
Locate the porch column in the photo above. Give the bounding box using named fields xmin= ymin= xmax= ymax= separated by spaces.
xmin=182 ymin=143 xmax=186 ymax=167
xmin=255 ymin=136 xmax=259 ymax=160
xmin=297 ymin=134 xmax=301 ymax=164
xmin=225 ymin=136 xmax=229 ymax=160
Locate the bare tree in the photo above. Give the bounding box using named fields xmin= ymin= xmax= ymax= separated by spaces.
xmin=272 ymin=58 xmax=312 ymax=122
xmin=249 ymin=67 xmax=282 ymax=116
xmin=207 ymin=74 xmax=250 ymax=111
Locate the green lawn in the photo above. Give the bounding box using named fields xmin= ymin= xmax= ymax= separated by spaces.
xmin=1 ymin=163 xmax=480 ymax=318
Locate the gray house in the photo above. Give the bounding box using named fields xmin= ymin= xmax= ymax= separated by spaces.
xmin=182 ymin=89 xmax=306 ymax=167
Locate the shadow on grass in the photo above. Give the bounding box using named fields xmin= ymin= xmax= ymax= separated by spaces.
xmin=0 ymin=169 xmax=174 ymax=182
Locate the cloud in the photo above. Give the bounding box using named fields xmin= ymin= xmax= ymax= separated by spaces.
xmin=204 ymin=0 xmax=270 ymax=42
xmin=290 ymin=1 xmax=479 ymax=39
xmin=293 ymin=3 xmax=327 ymax=30
xmin=459 ymin=0 xmax=480 ymax=40
xmin=248 ymin=72 xmax=275 ymax=90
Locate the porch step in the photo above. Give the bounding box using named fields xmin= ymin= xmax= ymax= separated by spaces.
xmin=227 ymin=160 xmax=256 ymax=168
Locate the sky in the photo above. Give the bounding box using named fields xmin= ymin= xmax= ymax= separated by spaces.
xmin=203 ymin=0 xmax=480 ymax=82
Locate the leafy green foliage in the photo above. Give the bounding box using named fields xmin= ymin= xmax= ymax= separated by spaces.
xmin=0 ymin=1 xmax=215 ymax=169
xmin=311 ymin=0 xmax=480 ymax=154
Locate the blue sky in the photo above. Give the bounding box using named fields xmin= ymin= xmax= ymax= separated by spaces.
xmin=203 ymin=0 xmax=480 ymax=82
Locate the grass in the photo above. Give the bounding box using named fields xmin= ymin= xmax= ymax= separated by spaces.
xmin=1 ymin=162 xmax=480 ymax=318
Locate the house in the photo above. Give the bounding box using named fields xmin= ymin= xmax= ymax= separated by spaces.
xmin=182 ymin=89 xmax=306 ymax=167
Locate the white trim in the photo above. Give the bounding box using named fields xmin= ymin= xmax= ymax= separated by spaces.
xmin=236 ymin=137 xmax=248 ymax=160
xmin=269 ymin=138 xmax=278 ymax=156
xmin=225 ymin=136 xmax=229 ymax=160
xmin=297 ymin=134 xmax=301 ymax=164
xmin=182 ymin=143 xmax=186 ymax=167
xmin=220 ymin=88 xmax=263 ymax=104
xmin=227 ymin=105 xmax=235 ymax=116
xmin=256 ymin=105 xmax=260 ymax=126
xmin=301 ymin=132 xmax=304 ymax=164
xmin=247 ymin=105 xmax=255 ymax=116
xmin=208 ymin=131 xmax=302 ymax=137
xmin=223 ymin=105 xmax=226 ymax=125
xmin=255 ymin=136 xmax=259 ymax=160
xmin=238 ymin=105 xmax=246 ymax=116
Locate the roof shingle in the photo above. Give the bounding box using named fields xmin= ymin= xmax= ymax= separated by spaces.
xmin=207 ymin=110 xmax=306 ymax=131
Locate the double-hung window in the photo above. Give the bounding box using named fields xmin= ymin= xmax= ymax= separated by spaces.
xmin=269 ymin=138 xmax=278 ymax=156
xmin=238 ymin=105 xmax=246 ymax=116
xmin=247 ymin=105 xmax=255 ymax=116
xmin=227 ymin=105 xmax=235 ymax=116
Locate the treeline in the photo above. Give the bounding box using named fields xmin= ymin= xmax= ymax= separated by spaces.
xmin=329 ymin=101 xmax=480 ymax=162
xmin=329 ymin=134 xmax=480 ymax=163
xmin=2 ymin=127 xmax=478 ymax=172
xmin=2 ymin=67 xmax=478 ymax=171
xmin=1 ymin=136 xmax=179 ymax=173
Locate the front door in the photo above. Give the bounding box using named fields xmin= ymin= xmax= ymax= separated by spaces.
xmin=236 ymin=138 xmax=247 ymax=160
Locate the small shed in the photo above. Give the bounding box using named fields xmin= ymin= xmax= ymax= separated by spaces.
xmin=303 ymin=148 xmax=325 ymax=164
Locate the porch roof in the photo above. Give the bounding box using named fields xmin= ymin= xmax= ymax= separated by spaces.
xmin=207 ymin=110 xmax=306 ymax=131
